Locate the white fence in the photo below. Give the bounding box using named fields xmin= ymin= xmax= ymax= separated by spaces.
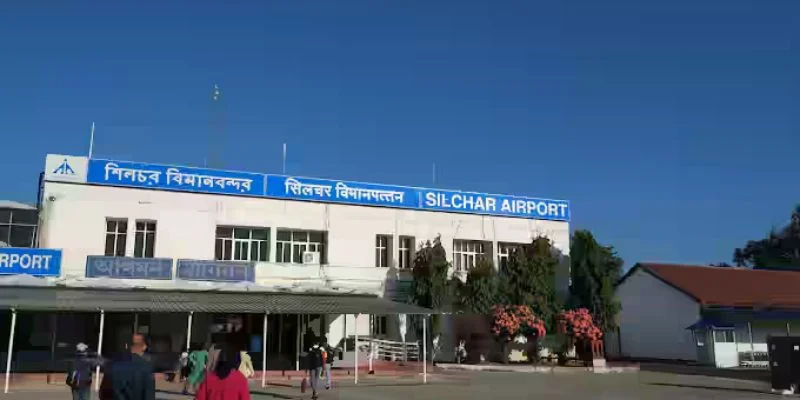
xmin=357 ymin=337 xmax=420 ymax=362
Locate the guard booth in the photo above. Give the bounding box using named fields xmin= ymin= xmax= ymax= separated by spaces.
xmin=0 ymin=284 xmax=435 ymax=393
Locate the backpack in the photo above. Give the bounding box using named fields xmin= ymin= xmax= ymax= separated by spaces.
xmin=66 ymin=367 xmax=88 ymax=388
xmin=307 ymin=347 xmax=324 ymax=369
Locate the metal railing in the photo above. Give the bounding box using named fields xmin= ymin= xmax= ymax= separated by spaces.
xmin=357 ymin=337 xmax=420 ymax=362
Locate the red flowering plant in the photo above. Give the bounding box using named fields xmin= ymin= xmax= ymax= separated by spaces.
xmin=558 ymin=308 xmax=603 ymax=342
xmin=491 ymin=305 xmax=547 ymax=340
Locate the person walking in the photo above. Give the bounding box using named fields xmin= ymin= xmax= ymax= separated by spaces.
xmin=98 ymin=333 xmax=155 ymax=400
xmin=305 ymin=341 xmax=325 ymax=400
xmin=66 ymin=343 xmax=101 ymax=400
xmin=195 ymin=345 xmax=251 ymax=400
xmin=184 ymin=346 xmax=209 ymax=395
xmin=321 ymin=336 xmax=335 ymax=390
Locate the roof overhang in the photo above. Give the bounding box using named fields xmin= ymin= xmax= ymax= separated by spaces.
xmin=0 ymin=286 xmax=435 ymax=315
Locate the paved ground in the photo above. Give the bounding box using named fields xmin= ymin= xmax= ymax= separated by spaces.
xmin=1 ymin=371 xmax=779 ymax=399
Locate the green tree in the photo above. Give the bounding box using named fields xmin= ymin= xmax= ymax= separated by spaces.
xmin=499 ymin=236 xmax=560 ymax=328
xmin=734 ymin=206 xmax=800 ymax=270
xmin=411 ymin=235 xmax=452 ymax=333
xmin=569 ymin=230 xmax=623 ymax=332
xmin=458 ymin=257 xmax=498 ymax=314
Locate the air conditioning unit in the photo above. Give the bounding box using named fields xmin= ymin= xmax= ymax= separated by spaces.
xmin=302 ymin=251 xmax=321 ymax=265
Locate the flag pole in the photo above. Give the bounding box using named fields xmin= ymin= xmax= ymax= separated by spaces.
xmin=88 ymin=122 xmax=96 ymax=159
xmin=282 ymin=143 xmax=287 ymax=174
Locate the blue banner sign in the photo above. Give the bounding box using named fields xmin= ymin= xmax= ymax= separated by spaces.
xmin=176 ymin=259 xmax=255 ymax=282
xmin=0 ymin=247 xmax=62 ymax=277
xmin=266 ymin=175 xmax=419 ymax=210
xmin=86 ymin=256 xmax=173 ymax=280
xmin=419 ymin=188 xmax=570 ymax=221
xmin=78 ymin=156 xmax=569 ymax=221
xmin=86 ymin=159 xmax=265 ymax=197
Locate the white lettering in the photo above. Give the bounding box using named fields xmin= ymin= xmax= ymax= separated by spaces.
xmin=548 ymin=203 xmax=559 ymax=217
xmin=501 ymin=199 xmax=512 ymax=213
xmin=515 ymin=200 xmax=526 ymax=214
xmin=473 ymin=196 xmax=484 ymax=211
xmin=41 ymin=255 xmax=51 ymax=270
xmin=559 ymin=204 xmax=569 ymax=218
xmin=526 ymin=201 xmax=537 ymax=214
xmin=536 ymin=202 xmax=548 ymax=216
xmin=9 ymin=254 xmax=19 ymax=267
xmin=425 ymin=192 xmax=437 ymax=207
xmin=485 ymin=197 xmax=496 ymax=212
xmin=19 ymin=254 xmax=31 ymax=269
xmin=451 ymin=194 xmax=462 ymax=209
xmin=0 ymin=254 xmax=7 ymax=268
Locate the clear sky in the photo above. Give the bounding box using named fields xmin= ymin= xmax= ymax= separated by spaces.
xmin=1 ymin=0 xmax=797 ymax=268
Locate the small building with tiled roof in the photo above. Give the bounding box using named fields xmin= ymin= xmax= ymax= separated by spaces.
xmin=614 ymin=262 xmax=800 ymax=368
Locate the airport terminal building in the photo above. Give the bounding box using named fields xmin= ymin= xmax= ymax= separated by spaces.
xmin=0 ymin=154 xmax=570 ymax=374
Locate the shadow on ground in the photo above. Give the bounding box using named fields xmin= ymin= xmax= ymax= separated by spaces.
xmin=646 ymin=382 xmax=775 ymax=396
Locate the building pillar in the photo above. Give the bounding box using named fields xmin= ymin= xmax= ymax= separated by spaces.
xmin=261 ymin=313 xmax=268 ymax=388
xmin=748 ymin=321 xmax=755 ymax=364
xmin=4 ymin=309 xmax=17 ymax=394
xmin=94 ymin=310 xmax=106 ymax=392
xmin=354 ymin=314 xmax=359 ymax=385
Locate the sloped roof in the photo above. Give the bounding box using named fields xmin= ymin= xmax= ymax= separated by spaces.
xmin=0 ymin=200 xmax=35 ymax=210
xmin=624 ymin=263 xmax=800 ymax=309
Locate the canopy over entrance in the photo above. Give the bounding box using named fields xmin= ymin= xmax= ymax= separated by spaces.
xmin=0 ymin=286 xmax=434 ymax=315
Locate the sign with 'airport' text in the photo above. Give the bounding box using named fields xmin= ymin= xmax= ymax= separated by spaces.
xmin=47 ymin=154 xmax=570 ymax=221
xmin=0 ymin=247 xmax=62 ymax=277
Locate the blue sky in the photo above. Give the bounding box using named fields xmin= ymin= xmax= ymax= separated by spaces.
xmin=1 ymin=0 xmax=797 ymax=268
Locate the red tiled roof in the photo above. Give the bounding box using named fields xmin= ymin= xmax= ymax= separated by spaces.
xmin=633 ymin=263 xmax=800 ymax=309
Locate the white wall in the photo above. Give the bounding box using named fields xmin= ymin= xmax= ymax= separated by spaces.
xmin=39 ymin=182 xmax=570 ymax=281
xmin=616 ymin=268 xmax=700 ymax=361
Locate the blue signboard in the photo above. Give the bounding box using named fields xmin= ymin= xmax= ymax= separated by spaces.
xmin=177 ymin=259 xmax=255 ymax=282
xmin=79 ymin=156 xmax=570 ymax=221
xmin=86 ymin=159 xmax=265 ymax=197
xmin=85 ymin=256 xmax=173 ymax=280
xmin=418 ymin=188 xmax=570 ymax=221
xmin=266 ymin=175 xmax=418 ymax=210
xmin=0 ymin=247 xmax=62 ymax=277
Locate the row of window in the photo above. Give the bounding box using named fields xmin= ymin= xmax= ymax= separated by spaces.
xmin=103 ymin=217 xmax=524 ymax=269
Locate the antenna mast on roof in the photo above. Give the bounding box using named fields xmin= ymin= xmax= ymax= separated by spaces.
xmin=88 ymin=122 xmax=96 ymax=158
xmin=206 ymin=84 xmax=224 ymax=168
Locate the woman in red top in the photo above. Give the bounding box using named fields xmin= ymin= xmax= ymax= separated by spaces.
xmin=196 ymin=345 xmax=251 ymax=400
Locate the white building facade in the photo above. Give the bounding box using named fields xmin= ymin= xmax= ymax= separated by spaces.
xmin=6 ymin=154 xmax=570 ymax=371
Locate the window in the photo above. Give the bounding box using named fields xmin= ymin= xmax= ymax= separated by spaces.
xmin=398 ymin=236 xmax=414 ymax=269
xmin=374 ymin=316 xmax=388 ymax=336
xmin=453 ymin=240 xmax=489 ymax=272
xmin=215 ymin=227 xmax=270 ymax=262
xmin=104 ymin=219 xmax=128 ymax=256
xmin=375 ymin=235 xmax=391 ymax=268
xmin=133 ymin=221 xmax=157 ymax=258
xmin=0 ymin=208 xmax=38 ymax=248
xmin=498 ymin=243 xmax=522 ymax=270
xmin=713 ymin=329 xmax=735 ymax=343
xmin=276 ymin=229 xmax=326 ymax=264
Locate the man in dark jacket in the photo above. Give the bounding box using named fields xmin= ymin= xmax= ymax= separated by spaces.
xmin=99 ymin=333 xmax=155 ymax=400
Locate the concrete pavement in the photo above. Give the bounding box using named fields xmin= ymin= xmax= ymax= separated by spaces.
xmin=0 ymin=371 xmax=778 ymax=399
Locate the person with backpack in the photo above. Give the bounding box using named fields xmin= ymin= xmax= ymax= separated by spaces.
xmin=304 ymin=341 xmax=325 ymax=400
xmin=67 ymin=343 xmax=101 ymax=400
